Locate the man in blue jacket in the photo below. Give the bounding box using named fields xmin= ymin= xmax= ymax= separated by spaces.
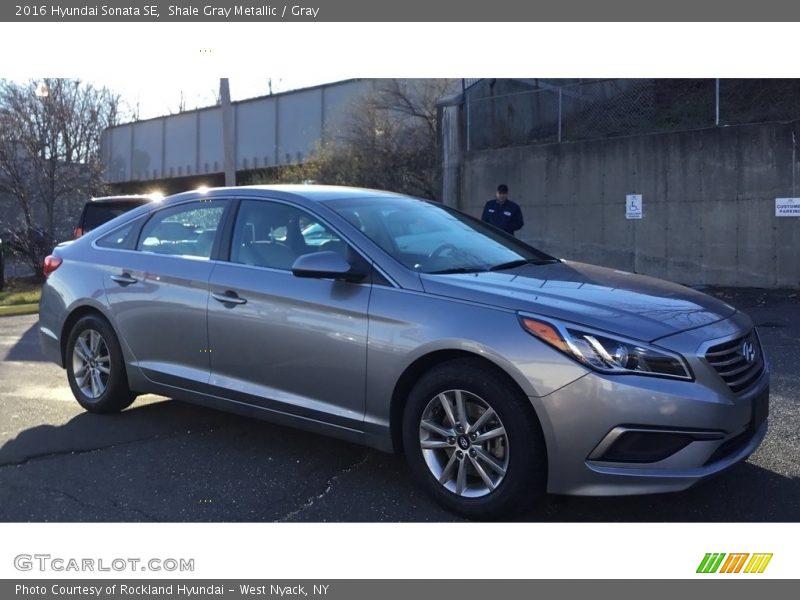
xmin=481 ymin=184 xmax=524 ymax=236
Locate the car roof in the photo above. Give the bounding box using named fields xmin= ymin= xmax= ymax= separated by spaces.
xmin=163 ymin=184 xmax=412 ymax=205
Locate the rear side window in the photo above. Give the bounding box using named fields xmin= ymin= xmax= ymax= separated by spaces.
xmin=137 ymin=202 xmax=225 ymax=259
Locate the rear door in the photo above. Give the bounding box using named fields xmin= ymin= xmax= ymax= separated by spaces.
xmin=103 ymin=199 xmax=228 ymax=389
xmin=206 ymin=198 xmax=371 ymax=430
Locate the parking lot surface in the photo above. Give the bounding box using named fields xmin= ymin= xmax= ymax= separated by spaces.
xmin=1 ymin=287 xmax=798 ymax=522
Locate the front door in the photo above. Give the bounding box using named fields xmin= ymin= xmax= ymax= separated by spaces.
xmin=206 ymin=199 xmax=371 ymax=430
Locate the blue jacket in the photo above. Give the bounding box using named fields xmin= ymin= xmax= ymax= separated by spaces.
xmin=481 ymin=199 xmax=524 ymax=235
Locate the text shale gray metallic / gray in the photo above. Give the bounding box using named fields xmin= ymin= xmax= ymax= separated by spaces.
xmin=168 ymin=4 xmax=320 ymax=17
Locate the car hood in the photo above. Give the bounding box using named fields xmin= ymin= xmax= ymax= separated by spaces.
xmin=419 ymin=260 xmax=737 ymax=342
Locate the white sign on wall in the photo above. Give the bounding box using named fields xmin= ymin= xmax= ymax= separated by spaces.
xmin=626 ymin=194 xmax=643 ymax=219
xmin=775 ymin=197 xmax=800 ymax=217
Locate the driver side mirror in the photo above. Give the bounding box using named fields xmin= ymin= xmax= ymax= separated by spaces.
xmin=291 ymin=251 xmax=368 ymax=283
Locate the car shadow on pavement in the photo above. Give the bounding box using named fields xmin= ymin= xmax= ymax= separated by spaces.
xmin=3 ymin=322 xmax=47 ymax=362
xmin=2 ymin=395 xmax=796 ymax=522
xmin=0 ymin=398 xmax=249 ymax=467
xmin=0 ymin=398 xmax=374 ymax=522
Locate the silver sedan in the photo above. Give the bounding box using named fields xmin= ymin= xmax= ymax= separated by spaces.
xmin=39 ymin=185 xmax=769 ymax=518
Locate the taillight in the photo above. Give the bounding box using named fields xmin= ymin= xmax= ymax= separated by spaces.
xmin=43 ymin=255 xmax=62 ymax=277
xmin=73 ymin=226 xmax=83 ymax=238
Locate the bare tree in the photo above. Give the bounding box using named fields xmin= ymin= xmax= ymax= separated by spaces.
xmin=0 ymin=78 xmax=120 ymax=278
xmin=252 ymin=79 xmax=457 ymax=200
xmin=267 ymin=78 xmax=282 ymax=95
xmin=171 ymin=90 xmax=187 ymax=114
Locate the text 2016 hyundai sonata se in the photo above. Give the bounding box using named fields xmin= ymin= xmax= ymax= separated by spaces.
xmin=39 ymin=185 xmax=769 ymax=518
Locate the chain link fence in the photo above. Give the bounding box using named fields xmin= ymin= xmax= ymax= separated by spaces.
xmin=465 ymin=79 xmax=800 ymax=151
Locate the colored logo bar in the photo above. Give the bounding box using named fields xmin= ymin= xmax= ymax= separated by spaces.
xmin=697 ymin=553 xmax=773 ymax=574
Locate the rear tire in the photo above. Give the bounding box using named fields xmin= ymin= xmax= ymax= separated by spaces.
xmin=65 ymin=314 xmax=135 ymax=414
xmin=402 ymin=358 xmax=547 ymax=519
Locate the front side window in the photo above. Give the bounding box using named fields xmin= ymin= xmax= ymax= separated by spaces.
xmin=137 ymin=201 xmax=224 ymax=259
xmin=326 ymin=197 xmax=555 ymax=274
xmin=231 ymin=200 xmax=346 ymax=270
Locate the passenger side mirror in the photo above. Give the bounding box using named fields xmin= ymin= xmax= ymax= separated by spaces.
xmin=291 ymin=251 xmax=368 ymax=283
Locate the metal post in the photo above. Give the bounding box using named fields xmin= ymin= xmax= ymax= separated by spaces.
xmin=274 ymin=95 xmax=280 ymax=166
xmin=715 ymin=78 xmax=720 ymax=126
xmin=558 ymin=88 xmax=563 ymax=142
xmin=464 ymin=92 xmax=471 ymax=152
xmin=220 ymin=78 xmax=236 ymax=186
xmin=792 ymin=131 xmax=797 ymax=198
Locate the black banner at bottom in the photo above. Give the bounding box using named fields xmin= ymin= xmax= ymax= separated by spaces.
xmin=3 ymin=580 xmax=797 ymax=600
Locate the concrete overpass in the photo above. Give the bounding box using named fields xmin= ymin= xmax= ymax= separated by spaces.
xmin=100 ymin=79 xmax=376 ymax=193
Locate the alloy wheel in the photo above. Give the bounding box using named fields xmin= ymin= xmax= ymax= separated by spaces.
xmin=72 ymin=329 xmax=111 ymax=399
xmin=418 ymin=389 xmax=510 ymax=498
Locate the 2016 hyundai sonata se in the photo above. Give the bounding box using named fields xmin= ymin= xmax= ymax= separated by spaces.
xmin=39 ymin=185 xmax=769 ymax=518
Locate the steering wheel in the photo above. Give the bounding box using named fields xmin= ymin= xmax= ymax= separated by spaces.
xmin=429 ymin=243 xmax=459 ymax=259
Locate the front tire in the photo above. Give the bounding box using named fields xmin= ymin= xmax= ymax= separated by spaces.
xmin=65 ymin=314 xmax=135 ymax=414
xmin=402 ymin=359 xmax=547 ymax=519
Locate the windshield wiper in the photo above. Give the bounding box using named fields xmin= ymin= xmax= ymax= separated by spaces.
xmin=489 ymin=258 xmax=561 ymax=271
xmin=429 ymin=258 xmax=557 ymax=274
xmin=488 ymin=258 xmax=560 ymax=271
xmin=488 ymin=259 xmax=530 ymax=271
xmin=427 ymin=267 xmax=485 ymax=275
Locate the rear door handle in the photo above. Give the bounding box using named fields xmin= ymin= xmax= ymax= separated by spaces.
xmin=111 ymin=273 xmax=138 ymax=285
xmin=212 ymin=291 xmax=247 ymax=305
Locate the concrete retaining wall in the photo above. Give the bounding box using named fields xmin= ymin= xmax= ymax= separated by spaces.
xmin=455 ymin=121 xmax=800 ymax=288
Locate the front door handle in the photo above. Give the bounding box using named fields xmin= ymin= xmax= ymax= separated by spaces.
xmin=111 ymin=273 xmax=138 ymax=285
xmin=212 ymin=291 xmax=247 ymax=305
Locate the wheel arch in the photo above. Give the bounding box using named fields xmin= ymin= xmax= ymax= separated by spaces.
xmin=389 ymin=349 xmax=539 ymax=454
xmin=59 ymin=304 xmax=117 ymax=366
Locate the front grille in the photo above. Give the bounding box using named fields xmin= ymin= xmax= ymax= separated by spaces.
xmin=705 ymin=330 xmax=765 ymax=394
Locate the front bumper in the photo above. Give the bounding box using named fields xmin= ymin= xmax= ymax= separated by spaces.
xmin=531 ymin=316 xmax=769 ymax=496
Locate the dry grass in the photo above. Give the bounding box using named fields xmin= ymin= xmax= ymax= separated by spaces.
xmin=0 ymin=303 xmax=38 ymax=317
xmin=0 ymin=277 xmax=42 ymax=307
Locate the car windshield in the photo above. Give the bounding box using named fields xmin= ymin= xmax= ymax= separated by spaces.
xmin=325 ymin=196 xmax=555 ymax=274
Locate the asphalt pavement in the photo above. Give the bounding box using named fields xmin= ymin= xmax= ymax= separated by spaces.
xmin=1 ymin=287 xmax=798 ymax=522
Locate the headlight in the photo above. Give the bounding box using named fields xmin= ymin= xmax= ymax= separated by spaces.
xmin=519 ymin=314 xmax=692 ymax=380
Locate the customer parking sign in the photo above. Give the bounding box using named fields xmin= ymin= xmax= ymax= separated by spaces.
xmin=775 ymin=197 xmax=800 ymax=217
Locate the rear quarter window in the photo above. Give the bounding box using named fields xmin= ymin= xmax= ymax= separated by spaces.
xmin=96 ymin=223 xmax=138 ymax=249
